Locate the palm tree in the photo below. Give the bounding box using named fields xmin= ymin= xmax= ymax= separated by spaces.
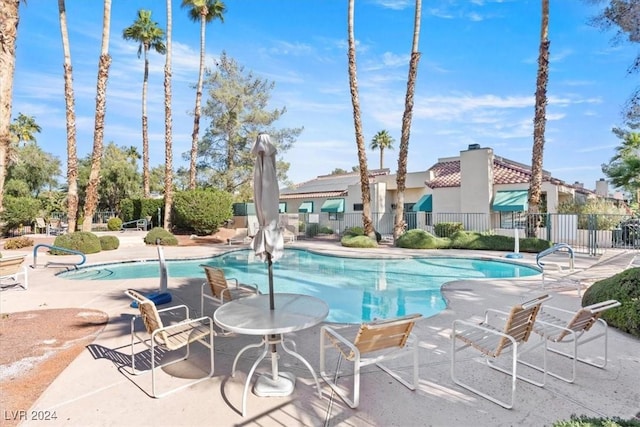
xmin=8 ymin=113 xmax=40 ymax=168
xmin=526 ymin=0 xmax=550 ymax=238
xmin=83 ymin=0 xmax=112 ymax=232
xmin=347 ymin=0 xmax=374 ymax=237
xmin=163 ymin=0 xmax=174 ymax=229
xmin=0 ymin=0 xmax=23 ymax=211
xmin=370 ymin=130 xmax=394 ymax=169
xmin=58 ymin=0 xmax=79 ymax=233
xmin=123 ymin=9 xmax=166 ymax=199
xmin=181 ymin=0 xmax=226 ymax=190
xmin=394 ymin=0 xmax=422 ymax=241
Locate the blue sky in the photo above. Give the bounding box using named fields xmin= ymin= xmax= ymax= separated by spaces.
xmin=11 ymin=0 xmax=638 ymax=194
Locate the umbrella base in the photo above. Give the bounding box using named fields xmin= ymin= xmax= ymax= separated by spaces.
xmin=253 ymin=371 xmax=295 ymax=397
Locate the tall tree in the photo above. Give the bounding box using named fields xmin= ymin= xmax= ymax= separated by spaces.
xmin=163 ymin=0 xmax=174 ymax=229
xmin=602 ymin=129 xmax=640 ymax=206
xmin=83 ymin=0 xmax=112 ymax=232
xmin=526 ymin=0 xmax=550 ymax=238
xmin=123 ymin=9 xmax=166 ymax=198
xmin=370 ymin=130 xmax=395 ymax=169
xmin=347 ymin=0 xmax=374 ymax=237
xmin=58 ymin=0 xmax=79 ymax=232
xmin=7 ymin=142 xmax=61 ymax=197
xmin=587 ymin=0 xmax=640 ymax=127
xmin=394 ymin=0 xmax=422 ymax=241
xmin=0 ymin=0 xmax=22 ymax=211
xmin=198 ymin=52 xmax=301 ymax=195
xmin=181 ymin=0 xmax=226 ymax=190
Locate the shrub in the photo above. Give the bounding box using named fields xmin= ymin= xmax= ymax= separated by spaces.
xmin=396 ymin=229 xmax=449 ymax=249
xmin=3 ymin=236 xmax=34 ymax=249
xmin=99 ymin=235 xmax=120 ymax=251
xmin=553 ymin=414 xmax=640 ymax=427
xmin=144 ymin=227 xmax=178 ymax=246
xmin=120 ymin=198 xmax=164 ymax=224
xmin=341 ymin=235 xmax=378 ymax=248
xmin=306 ymin=223 xmax=320 ymax=238
xmin=0 ymin=196 xmax=41 ymax=234
xmin=434 ymin=222 xmax=464 ymax=237
xmin=52 ymin=232 xmax=102 ymax=255
xmin=172 ymin=189 xmax=233 ymax=235
xmin=582 ymin=267 xmax=640 ymax=338
xmin=343 ymin=226 xmax=364 ymax=237
xmin=319 ymin=226 xmax=334 ymax=234
xmin=107 ymin=217 xmax=123 ymax=231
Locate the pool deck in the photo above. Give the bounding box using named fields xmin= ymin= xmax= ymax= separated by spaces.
xmin=1 ymin=235 xmax=639 ymax=426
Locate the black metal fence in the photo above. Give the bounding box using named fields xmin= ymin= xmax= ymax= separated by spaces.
xmin=296 ymin=211 xmax=639 ymax=255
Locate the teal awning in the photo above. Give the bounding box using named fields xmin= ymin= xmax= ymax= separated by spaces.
xmin=321 ymin=198 xmax=345 ymax=213
xmin=411 ymin=194 xmax=432 ymax=212
xmin=298 ymin=201 xmax=313 ymax=213
xmin=279 ymin=202 xmax=286 ymax=213
xmin=492 ymin=190 xmax=529 ymax=212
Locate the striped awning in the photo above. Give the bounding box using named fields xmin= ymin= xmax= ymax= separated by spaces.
xmin=411 ymin=194 xmax=432 ymax=212
xmin=320 ymin=198 xmax=345 ymax=213
xmin=492 ymin=190 xmax=529 ymax=212
xmin=298 ymin=201 xmax=314 ymax=213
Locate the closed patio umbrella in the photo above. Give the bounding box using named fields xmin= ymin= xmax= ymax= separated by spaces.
xmin=250 ymin=132 xmax=289 ymax=395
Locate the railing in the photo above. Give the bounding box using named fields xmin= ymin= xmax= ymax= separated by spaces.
xmin=120 ymin=218 xmax=149 ymax=231
xmin=536 ymin=243 xmax=574 ymax=271
xmin=32 ymin=244 xmax=86 ymax=269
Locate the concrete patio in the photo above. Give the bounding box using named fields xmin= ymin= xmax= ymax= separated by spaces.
xmin=1 ymin=235 xmax=639 ymax=426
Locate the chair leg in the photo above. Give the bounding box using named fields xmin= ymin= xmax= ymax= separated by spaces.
xmin=376 ymin=335 xmax=419 ymax=391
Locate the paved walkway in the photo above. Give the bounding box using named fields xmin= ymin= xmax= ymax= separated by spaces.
xmin=1 ymin=238 xmax=639 ymax=426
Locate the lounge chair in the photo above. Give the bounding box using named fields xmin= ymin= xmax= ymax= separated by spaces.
xmin=451 ymin=294 xmax=551 ymax=409
xmin=124 ymin=289 xmax=215 ymax=398
xmin=522 ymin=299 xmax=621 ymax=383
xmin=199 ymin=265 xmax=259 ymax=314
xmin=0 ymin=254 xmax=28 ymax=290
xmin=319 ymin=313 xmax=422 ymax=408
xmin=34 ymin=217 xmax=47 ymax=234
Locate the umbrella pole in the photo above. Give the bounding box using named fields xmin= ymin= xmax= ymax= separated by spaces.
xmin=267 ymin=253 xmax=279 ymax=380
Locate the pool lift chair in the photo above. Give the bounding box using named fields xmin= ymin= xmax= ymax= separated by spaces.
xmin=320 ymin=313 xmax=422 ymax=408
xmin=130 ymin=245 xmax=172 ymax=308
xmin=451 ymin=294 xmax=551 ymax=409
xmin=124 ymin=289 xmax=215 ymax=398
xmin=520 ymin=299 xmax=621 ymax=383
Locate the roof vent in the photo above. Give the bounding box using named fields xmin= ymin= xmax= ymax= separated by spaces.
xmin=468 ymin=144 xmax=481 ymax=150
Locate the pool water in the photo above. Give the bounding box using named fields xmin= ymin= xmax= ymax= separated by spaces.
xmin=58 ymin=249 xmax=540 ymax=323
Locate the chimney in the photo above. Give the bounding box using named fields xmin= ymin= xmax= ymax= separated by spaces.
xmin=595 ymin=178 xmax=608 ymax=197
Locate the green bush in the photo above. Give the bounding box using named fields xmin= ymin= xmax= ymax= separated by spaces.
xmin=306 ymin=223 xmax=320 ymax=237
xmin=553 ymin=414 xmax=640 ymax=427
xmin=434 ymin=222 xmax=464 ymax=237
xmin=343 ymin=226 xmax=364 ymax=237
xmin=144 ymin=227 xmax=178 ymax=246
xmin=172 ymin=189 xmax=233 ymax=235
xmin=3 ymin=236 xmax=34 ymax=249
xmin=341 ymin=235 xmax=378 ymax=248
xmin=99 ymin=235 xmax=120 ymax=250
xmin=582 ymin=267 xmax=640 ymax=338
xmin=396 ymin=229 xmax=449 ymax=249
xmin=107 ymin=217 xmax=123 ymax=231
xmin=0 ymin=196 xmax=41 ymax=234
xmin=120 ymin=198 xmax=164 ymax=224
xmin=52 ymin=232 xmax=102 ymax=255
xmin=319 ymin=226 xmax=334 ymax=234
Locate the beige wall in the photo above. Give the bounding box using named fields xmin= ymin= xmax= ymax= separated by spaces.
xmin=432 ymin=187 xmax=460 ymax=214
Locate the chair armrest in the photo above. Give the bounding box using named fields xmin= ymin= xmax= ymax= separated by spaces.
xmin=322 ymin=325 xmax=359 ymax=356
xmin=159 ymin=316 xmax=212 ymax=334
xmin=453 ymin=318 xmax=517 ymax=345
xmin=239 ymin=282 xmax=260 ymax=294
xmin=227 ymin=277 xmax=239 ymax=287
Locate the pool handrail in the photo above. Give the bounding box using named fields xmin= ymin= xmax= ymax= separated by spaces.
xmin=536 ymin=243 xmax=574 ymax=271
xmin=32 ymin=243 xmax=86 ymax=269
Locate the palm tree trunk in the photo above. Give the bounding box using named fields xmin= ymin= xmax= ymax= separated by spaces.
xmin=394 ymin=0 xmax=422 ymax=241
xmin=347 ymin=0 xmax=373 ymax=236
xmin=0 ymin=0 xmax=21 ymax=212
xmin=142 ymin=47 xmax=150 ymax=198
xmin=527 ymin=0 xmax=550 ymax=238
xmin=163 ymin=0 xmax=174 ymax=229
xmin=58 ymin=0 xmax=78 ymax=232
xmin=83 ymin=0 xmax=112 ymax=232
xmin=189 ymin=12 xmax=207 ymax=190
xmin=379 ymin=148 xmax=384 ymax=169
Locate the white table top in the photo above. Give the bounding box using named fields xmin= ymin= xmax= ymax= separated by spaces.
xmin=214 ymin=293 xmax=329 ymax=335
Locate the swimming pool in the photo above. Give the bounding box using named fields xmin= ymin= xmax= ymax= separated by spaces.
xmin=58 ymin=249 xmax=541 ymax=323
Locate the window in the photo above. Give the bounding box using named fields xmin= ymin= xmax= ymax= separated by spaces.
xmin=353 ymin=203 xmax=363 ymax=211
xmin=279 ymin=202 xmax=287 ymax=213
